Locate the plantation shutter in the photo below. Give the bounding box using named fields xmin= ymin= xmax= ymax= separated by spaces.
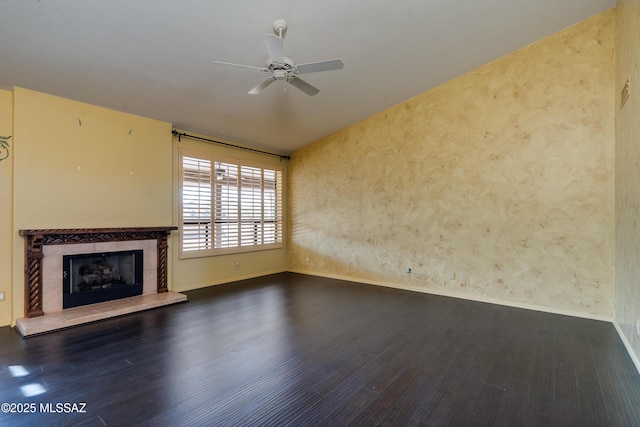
xmin=213 ymin=162 xmax=239 ymax=249
xmin=181 ymin=156 xmax=212 ymax=252
xmin=263 ymin=168 xmax=283 ymax=244
xmin=181 ymin=150 xmax=283 ymax=257
xmin=240 ymin=165 xmax=262 ymax=246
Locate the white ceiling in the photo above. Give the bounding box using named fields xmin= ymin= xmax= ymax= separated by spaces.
xmin=0 ymin=0 xmax=615 ymax=154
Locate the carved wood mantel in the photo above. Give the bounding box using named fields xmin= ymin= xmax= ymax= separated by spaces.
xmin=19 ymin=227 xmax=177 ymax=318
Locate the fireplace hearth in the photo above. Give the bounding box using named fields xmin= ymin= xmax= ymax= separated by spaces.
xmin=63 ymin=249 xmax=143 ymax=309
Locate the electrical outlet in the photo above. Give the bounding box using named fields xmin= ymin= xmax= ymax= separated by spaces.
xmin=449 ymin=272 xmax=456 ymax=280
xmin=636 ymin=320 xmax=640 ymax=336
xmin=306 ymin=256 xmax=310 ymax=263
xmin=234 ymin=260 xmax=240 ymax=267
xmin=0 ymin=291 xmax=4 ymax=301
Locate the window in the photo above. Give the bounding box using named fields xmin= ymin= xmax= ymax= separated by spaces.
xmin=180 ymin=150 xmax=283 ymax=257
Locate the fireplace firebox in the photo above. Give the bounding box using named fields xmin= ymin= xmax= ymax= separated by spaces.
xmin=63 ymin=250 xmax=143 ymax=309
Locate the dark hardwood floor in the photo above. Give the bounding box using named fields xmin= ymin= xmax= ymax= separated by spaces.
xmin=1 ymin=272 xmax=639 ymax=426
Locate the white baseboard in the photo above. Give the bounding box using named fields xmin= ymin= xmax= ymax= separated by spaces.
xmin=613 ymin=321 xmax=640 ymax=375
xmin=172 ymin=269 xmax=288 ymax=293
xmin=288 ymin=269 xmax=613 ymax=322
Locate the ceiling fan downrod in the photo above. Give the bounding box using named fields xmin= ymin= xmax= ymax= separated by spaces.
xmin=272 ymin=19 xmax=287 ymax=39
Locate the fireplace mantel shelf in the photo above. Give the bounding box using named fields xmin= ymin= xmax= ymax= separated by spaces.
xmin=19 ymin=226 xmax=177 ymax=319
xmin=19 ymin=227 xmax=177 ymax=245
xmin=20 ymin=226 xmax=177 ymax=235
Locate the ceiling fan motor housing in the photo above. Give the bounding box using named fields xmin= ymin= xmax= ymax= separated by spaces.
xmin=267 ymin=57 xmax=296 ymax=80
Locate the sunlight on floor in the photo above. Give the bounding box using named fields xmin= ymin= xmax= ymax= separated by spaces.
xmin=8 ymin=365 xmax=29 ymax=377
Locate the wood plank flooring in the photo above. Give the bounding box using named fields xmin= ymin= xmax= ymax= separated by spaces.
xmin=0 ymin=272 xmax=638 ymax=426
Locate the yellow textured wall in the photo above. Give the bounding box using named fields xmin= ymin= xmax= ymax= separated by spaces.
xmin=170 ymin=132 xmax=288 ymax=292
xmin=0 ymin=90 xmax=13 ymax=326
xmin=11 ymin=88 xmax=173 ymax=323
xmin=3 ymin=88 xmax=288 ymax=324
xmin=614 ymin=0 xmax=640 ymax=368
xmin=289 ymin=11 xmax=615 ymax=318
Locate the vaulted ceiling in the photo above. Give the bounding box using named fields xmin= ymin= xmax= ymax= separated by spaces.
xmin=0 ymin=0 xmax=615 ymax=154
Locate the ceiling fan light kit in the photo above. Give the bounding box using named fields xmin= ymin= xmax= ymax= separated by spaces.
xmin=214 ymin=19 xmax=344 ymax=96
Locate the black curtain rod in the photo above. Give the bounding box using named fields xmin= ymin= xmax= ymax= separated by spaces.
xmin=172 ymin=129 xmax=291 ymax=160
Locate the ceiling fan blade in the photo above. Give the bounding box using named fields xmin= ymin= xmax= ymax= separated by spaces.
xmin=296 ymin=59 xmax=344 ymax=74
xmin=287 ymin=76 xmax=319 ymax=96
xmin=249 ymin=77 xmax=277 ymax=95
xmin=264 ymin=34 xmax=285 ymax=63
xmin=214 ymin=61 xmax=267 ymax=72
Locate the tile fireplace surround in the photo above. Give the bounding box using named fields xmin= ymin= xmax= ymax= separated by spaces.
xmin=16 ymin=227 xmax=187 ymax=336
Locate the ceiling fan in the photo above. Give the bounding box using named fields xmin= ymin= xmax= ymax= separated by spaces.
xmin=214 ymin=19 xmax=344 ymax=96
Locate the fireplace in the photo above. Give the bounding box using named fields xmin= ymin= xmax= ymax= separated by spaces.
xmin=63 ymin=249 xmax=144 ymax=309
xmin=16 ymin=227 xmax=187 ymax=336
xmin=19 ymin=227 xmax=177 ymax=318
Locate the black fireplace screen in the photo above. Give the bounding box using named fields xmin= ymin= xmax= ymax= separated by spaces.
xmin=63 ymin=250 xmax=143 ymax=309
